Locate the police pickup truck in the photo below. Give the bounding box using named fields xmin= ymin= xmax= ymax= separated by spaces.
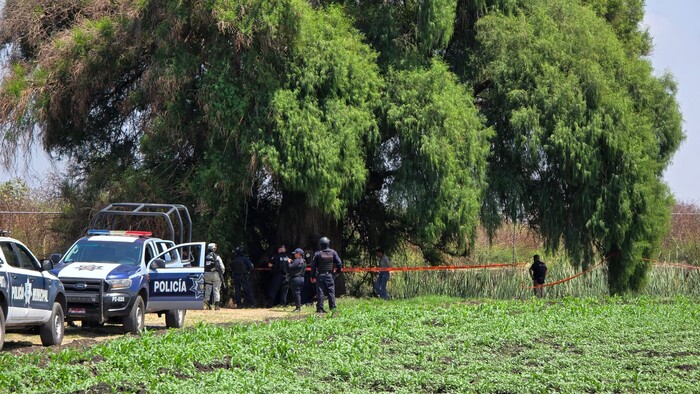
xmin=0 ymin=233 xmax=66 ymax=350
xmin=52 ymin=203 xmax=206 ymax=334
xmin=50 ymin=230 xmax=206 ymax=334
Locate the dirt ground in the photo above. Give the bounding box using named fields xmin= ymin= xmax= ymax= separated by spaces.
xmin=3 ymin=306 xmax=298 ymax=354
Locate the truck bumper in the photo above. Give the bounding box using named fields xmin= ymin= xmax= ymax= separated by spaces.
xmin=62 ymin=278 xmax=138 ymax=322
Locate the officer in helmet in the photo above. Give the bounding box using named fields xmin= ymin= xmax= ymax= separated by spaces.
xmin=231 ymin=245 xmax=256 ymax=308
xmin=204 ymin=242 xmax=225 ymax=310
xmin=310 ymin=236 xmax=342 ymax=313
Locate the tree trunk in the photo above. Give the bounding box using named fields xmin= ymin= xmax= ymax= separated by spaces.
xmin=274 ymin=191 xmax=342 ymax=253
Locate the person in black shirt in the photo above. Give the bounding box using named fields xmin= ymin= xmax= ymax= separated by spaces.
xmin=267 ymin=244 xmax=291 ymax=307
xmin=529 ymin=254 xmax=548 ymax=298
xmin=231 ymin=246 xmax=256 ymax=308
xmin=288 ymin=248 xmax=306 ymax=312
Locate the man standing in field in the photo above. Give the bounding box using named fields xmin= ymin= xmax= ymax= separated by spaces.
xmin=374 ymin=248 xmax=391 ymax=300
xmin=310 ymin=236 xmax=342 ymax=313
xmin=529 ymin=254 xmax=547 ymax=298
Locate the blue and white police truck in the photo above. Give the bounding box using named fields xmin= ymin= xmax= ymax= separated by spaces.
xmin=0 ymin=232 xmax=66 ymax=350
xmin=49 ymin=203 xmax=206 ymax=334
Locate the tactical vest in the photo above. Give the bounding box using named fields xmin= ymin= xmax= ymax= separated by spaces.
xmin=272 ymin=254 xmax=288 ymax=274
xmin=205 ymin=253 xmax=219 ymax=272
xmin=317 ymin=249 xmax=335 ymax=272
xmin=231 ymin=256 xmax=248 ymax=275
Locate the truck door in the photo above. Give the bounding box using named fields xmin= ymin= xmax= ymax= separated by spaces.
xmin=0 ymin=242 xmax=51 ymax=322
xmin=147 ymin=242 xmax=205 ymax=311
xmin=13 ymin=243 xmax=52 ymax=322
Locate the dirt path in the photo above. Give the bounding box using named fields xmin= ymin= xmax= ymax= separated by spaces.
xmin=3 ymin=306 xmax=298 ymax=354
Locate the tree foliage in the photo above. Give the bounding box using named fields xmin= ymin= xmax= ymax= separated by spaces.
xmin=0 ymin=0 xmax=684 ymax=293
xmin=472 ymin=0 xmax=682 ymax=293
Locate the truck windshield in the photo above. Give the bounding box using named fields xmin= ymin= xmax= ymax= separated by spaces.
xmin=62 ymin=240 xmax=142 ymax=266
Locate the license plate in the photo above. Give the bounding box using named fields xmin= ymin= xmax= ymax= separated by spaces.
xmin=68 ymin=308 xmax=86 ymax=314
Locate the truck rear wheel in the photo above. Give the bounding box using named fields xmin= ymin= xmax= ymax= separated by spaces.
xmin=40 ymin=302 xmax=65 ymax=346
xmin=123 ymin=296 xmax=145 ymax=334
xmin=0 ymin=308 xmax=5 ymax=351
xmin=165 ymin=309 xmax=186 ymax=328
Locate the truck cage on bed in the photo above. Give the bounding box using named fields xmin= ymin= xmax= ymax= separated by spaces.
xmin=88 ymin=203 xmax=192 ymax=244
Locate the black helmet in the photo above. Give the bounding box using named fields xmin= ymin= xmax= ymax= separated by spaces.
xmin=235 ymin=245 xmax=245 ymax=255
xmin=319 ymin=237 xmax=330 ymax=248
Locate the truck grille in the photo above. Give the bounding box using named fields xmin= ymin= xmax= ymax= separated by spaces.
xmin=62 ymin=278 xmax=107 ymax=303
xmin=61 ymin=278 xmax=107 ymax=292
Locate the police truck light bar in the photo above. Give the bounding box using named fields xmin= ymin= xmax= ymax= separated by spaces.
xmin=87 ymin=229 xmax=152 ymax=237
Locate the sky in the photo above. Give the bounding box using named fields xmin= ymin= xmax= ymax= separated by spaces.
xmin=644 ymin=0 xmax=700 ymax=203
xmin=1 ymin=1 xmax=699 ymax=201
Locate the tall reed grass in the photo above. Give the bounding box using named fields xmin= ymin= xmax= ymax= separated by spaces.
xmin=368 ymin=262 xmax=700 ymax=299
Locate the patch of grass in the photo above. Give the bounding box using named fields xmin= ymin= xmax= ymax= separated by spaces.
xmin=2 ymin=296 xmax=700 ymax=393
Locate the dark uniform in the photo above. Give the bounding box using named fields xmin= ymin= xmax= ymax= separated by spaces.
xmin=529 ymin=255 xmax=548 ymax=298
xmin=267 ymin=247 xmax=290 ymax=307
xmin=311 ymin=238 xmax=342 ymax=313
xmin=231 ymin=247 xmax=256 ymax=308
xmin=288 ymin=248 xmax=306 ymax=312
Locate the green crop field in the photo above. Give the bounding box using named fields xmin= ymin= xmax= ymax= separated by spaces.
xmin=1 ymin=296 xmax=699 ymax=393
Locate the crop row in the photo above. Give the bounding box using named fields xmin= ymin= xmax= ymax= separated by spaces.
xmin=1 ymin=296 xmax=699 ymax=393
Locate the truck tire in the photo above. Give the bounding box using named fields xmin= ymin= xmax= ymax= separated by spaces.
xmin=123 ymin=296 xmax=145 ymax=334
xmin=40 ymin=302 xmax=65 ymax=346
xmin=0 ymin=308 xmax=5 ymax=351
xmin=165 ymin=309 xmax=186 ymax=329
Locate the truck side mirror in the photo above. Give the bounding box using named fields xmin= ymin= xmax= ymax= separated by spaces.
xmin=42 ymin=259 xmax=54 ymax=271
xmin=149 ymin=258 xmax=166 ymax=270
xmin=50 ymin=253 xmax=62 ymax=265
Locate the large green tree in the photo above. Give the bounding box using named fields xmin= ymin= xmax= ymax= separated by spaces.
xmin=469 ymin=0 xmax=682 ymax=293
xmin=0 ymin=0 xmax=683 ymax=294
xmin=0 ymin=0 xmax=489 ymax=260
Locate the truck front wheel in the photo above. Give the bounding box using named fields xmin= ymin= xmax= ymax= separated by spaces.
xmin=40 ymin=302 xmax=65 ymax=346
xmin=165 ymin=309 xmax=186 ymax=328
xmin=123 ymin=296 xmax=145 ymax=334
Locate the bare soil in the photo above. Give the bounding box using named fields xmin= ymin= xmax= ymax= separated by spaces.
xmin=3 ymin=306 xmax=298 ymax=354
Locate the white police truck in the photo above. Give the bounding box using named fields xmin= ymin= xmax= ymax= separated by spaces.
xmin=49 ymin=203 xmax=205 ymax=334
xmin=0 ymin=232 xmax=66 ymax=350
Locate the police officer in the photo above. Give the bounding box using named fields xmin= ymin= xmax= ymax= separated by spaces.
xmin=231 ymin=245 xmax=256 ymax=308
xmin=288 ymin=248 xmax=306 ymax=312
xmin=529 ymin=254 xmax=548 ymax=298
xmin=310 ymin=236 xmax=342 ymax=313
xmin=267 ymin=244 xmax=290 ymax=307
xmin=204 ymin=243 xmax=225 ymax=310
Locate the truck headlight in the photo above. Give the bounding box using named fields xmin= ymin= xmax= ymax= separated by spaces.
xmin=107 ymin=279 xmax=132 ymax=290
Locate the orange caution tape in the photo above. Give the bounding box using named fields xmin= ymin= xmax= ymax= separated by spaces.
xmin=254 ymin=262 xmax=528 ymax=272
xmin=524 ymin=262 xmax=603 ymax=289
xmin=341 ymin=262 xmax=528 ymax=272
xmin=523 ymin=252 xmax=618 ymax=290
xmin=525 ymin=255 xmax=699 ymax=290
xmin=253 ymin=255 xmax=699 ymax=290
